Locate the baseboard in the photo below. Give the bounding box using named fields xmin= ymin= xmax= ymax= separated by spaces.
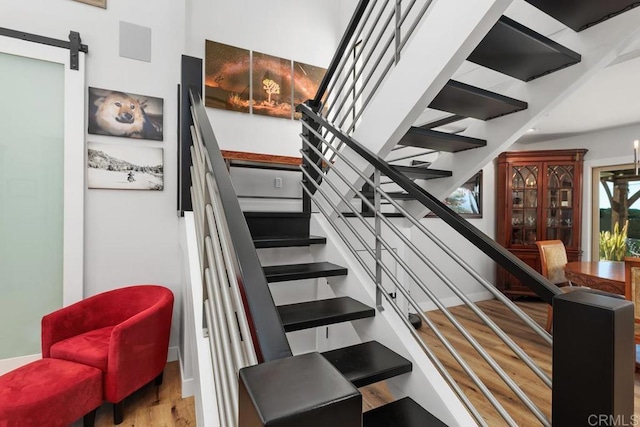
xmin=182 ymin=376 xmax=195 ymax=398
xmin=418 ymin=290 xmax=494 ymax=312
xmin=168 ymin=346 xmax=179 ymax=362
xmin=178 ymin=349 xmax=196 ymax=398
xmin=0 ymin=353 xmax=41 ymax=375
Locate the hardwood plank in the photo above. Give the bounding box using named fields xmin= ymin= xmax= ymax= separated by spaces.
xmin=71 ymin=304 xmax=640 ymax=425
xmin=172 ymin=396 xmax=197 ymax=427
xmin=361 ymin=382 xmax=395 ymax=412
xmin=359 ymin=300 xmax=640 ymax=425
xmin=72 ymin=361 xmax=196 ymax=427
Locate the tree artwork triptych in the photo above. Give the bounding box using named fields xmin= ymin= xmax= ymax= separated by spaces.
xmin=205 ymin=40 xmax=327 ymax=120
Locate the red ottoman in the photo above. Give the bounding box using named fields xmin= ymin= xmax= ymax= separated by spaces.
xmin=0 ymin=358 xmax=102 ymax=427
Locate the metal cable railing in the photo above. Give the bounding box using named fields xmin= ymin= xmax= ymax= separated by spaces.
xmin=311 ymin=0 xmax=435 ymax=161
xmin=188 ymin=90 xmax=292 ymax=426
xmin=298 ymin=103 xmax=559 ymax=426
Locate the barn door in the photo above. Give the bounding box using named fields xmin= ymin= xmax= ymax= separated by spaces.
xmin=0 ymin=34 xmax=85 ymax=373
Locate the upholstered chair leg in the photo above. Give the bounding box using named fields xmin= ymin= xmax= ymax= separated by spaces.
xmin=113 ymin=401 xmax=124 ymax=425
xmin=154 ymin=370 xmax=164 ymax=386
xmin=83 ymin=409 xmax=97 ymax=427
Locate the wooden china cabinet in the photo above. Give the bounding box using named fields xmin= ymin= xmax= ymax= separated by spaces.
xmin=496 ymin=149 xmax=588 ymax=297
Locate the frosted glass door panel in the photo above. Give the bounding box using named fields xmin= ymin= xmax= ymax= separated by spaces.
xmin=0 ymin=52 xmax=64 ymax=359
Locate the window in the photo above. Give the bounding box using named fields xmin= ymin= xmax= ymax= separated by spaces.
xmin=593 ymin=164 xmax=640 ymax=257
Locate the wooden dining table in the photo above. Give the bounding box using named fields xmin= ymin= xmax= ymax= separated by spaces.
xmin=563 ymin=261 xmax=625 ymax=295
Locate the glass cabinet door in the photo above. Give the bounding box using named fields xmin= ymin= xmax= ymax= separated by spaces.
xmin=546 ymin=164 xmax=574 ymax=247
xmin=511 ymin=165 xmax=538 ymax=246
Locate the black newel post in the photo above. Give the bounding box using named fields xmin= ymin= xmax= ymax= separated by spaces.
xmin=239 ymin=352 xmax=361 ymax=427
xmin=177 ymin=55 xmax=202 ymax=216
xmin=553 ymin=290 xmax=634 ymax=426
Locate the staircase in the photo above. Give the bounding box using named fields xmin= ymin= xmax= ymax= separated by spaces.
xmin=321 ymin=0 xmax=640 ymax=212
xmin=179 ymin=0 xmax=640 ymax=425
xmin=381 ymin=11 xmax=573 ymax=184
xmin=244 ymin=210 xmax=447 ymax=425
xmin=292 ymin=0 xmax=639 ymax=424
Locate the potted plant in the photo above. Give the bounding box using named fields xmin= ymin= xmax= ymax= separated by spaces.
xmin=599 ymin=220 xmax=628 ymax=261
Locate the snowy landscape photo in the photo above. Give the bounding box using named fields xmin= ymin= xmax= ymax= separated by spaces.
xmin=88 ymin=142 xmax=163 ymax=190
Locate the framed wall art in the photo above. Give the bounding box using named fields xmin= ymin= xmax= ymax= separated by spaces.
xmin=88 ymin=87 xmax=163 ymax=141
xmin=205 ymin=40 xmax=251 ymax=113
xmin=427 ymin=171 xmax=483 ymax=218
xmin=293 ymin=61 xmax=327 ymax=119
xmin=252 ymin=51 xmax=292 ymax=119
xmin=87 ymin=142 xmax=163 ymax=190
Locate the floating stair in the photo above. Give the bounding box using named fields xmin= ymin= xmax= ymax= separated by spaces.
xmin=322 ymin=341 xmax=412 ymax=388
xmin=421 ymin=115 xmax=466 ymax=129
xmin=360 ymin=191 xmax=414 ymax=201
xmin=363 ymin=397 xmax=448 ymax=427
xmin=469 ymin=16 xmax=581 ymax=81
xmin=411 ymin=160 xmax=432 ymax=167
xmin=524 ymin=0 xmax=640 ymax=31
xmin=252 ymin=235 xmax=326 ymax=248
xmin=263 ymin=261 xmax=347 ymax=283
xmin=391 ymin=165 xmax=452 ymax=180
xmin=277 ymin=297 xmax=375 ymax=332
xmin=225 ymin=159 xmax=300 ymax=171
xmin=398 ymin=127 xmax=486 ymax=152
xmin=245 ymin=211 xmax=310 ymax=238
xmin=429 ymin=80 xmax=528 ymax=121
xmin=245 ymin=211 xmax=326 ymax=248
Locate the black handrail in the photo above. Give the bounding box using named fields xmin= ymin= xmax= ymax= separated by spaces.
xmin=312 ymin=0 xmax=370 ymax=108
xmin=190 ymin=89 xmax=292 ymax=362
xmin=297 ymin=103 xmax=562 ymax=304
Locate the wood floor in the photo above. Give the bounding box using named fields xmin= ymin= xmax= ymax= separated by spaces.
xmin=80 ymin=301 xmax=638 ymax=426
xmin=73 ymin=361 xmax=196 ymax=427
xmin=362 ymin=299 xmax=640 ymax=426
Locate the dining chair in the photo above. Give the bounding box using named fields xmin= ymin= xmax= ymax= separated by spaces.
xmin=624 ymin=257 xmax=640 ymax=319
xmin=624 ymin=257 xmax=640 ymax=370
xmin=536 ymin=240 xmax=576 ymax=332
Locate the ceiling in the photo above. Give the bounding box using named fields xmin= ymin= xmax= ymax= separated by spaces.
xmin=518 ymin=53 xmax=640 ymax=143
xmin=506 ymin=0 xmax=640 ymax=143
xmin=414 ymin=0 xmax=640 ymax=145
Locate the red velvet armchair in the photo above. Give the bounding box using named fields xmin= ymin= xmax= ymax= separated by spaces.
xmin=41 ymin=285 xmax=174 ymax=424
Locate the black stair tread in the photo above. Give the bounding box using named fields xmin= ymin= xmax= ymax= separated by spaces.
xmin=342 ymin=212 xmax=404 ymax=218
xmin=244 ymin=211 xmax=311 ymax=218
xmin=524 ymin=0 xmax=640 ymax=32
xmin=430 ymin=80 xmax=528 ymax=121
xmin=226 ymin=159 xmax=300 ymax=171
xmin=263 ymin=262 xmax=347 ymax=283
xmin=421 ymin=114 xmax=466 ymax=130
xmin=360 ymin=191 xmax=414 ymax=200
xmin=363 ymin=397 xmax=447 ymax=427
xmin=391 ymin=165 xmax=452 ymax=180
xmin=398 ymin=127 xmax=486 ymax=152
xmin=469 ymin=16 xmax=581 ymax=82
xmin=253 ymin=235 xmax=326 ymax=248
xmin=244 ymin=211 xmax=311 ymax=240
xmin=411 ymin=160 xmax=432 ymax=167
xmin=322 ymin=341 xmax=412 ymax=388
xmin=277 ymin=297 xmax=375 ymax=332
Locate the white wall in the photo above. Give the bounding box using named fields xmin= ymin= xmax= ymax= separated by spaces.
xmin=1 ymin=0 xmax=185 ymax=349
xmin=184 ymin=0 xmax=348 ymax=157
xmin=408 ymin=162 xmax=497 ymax=307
